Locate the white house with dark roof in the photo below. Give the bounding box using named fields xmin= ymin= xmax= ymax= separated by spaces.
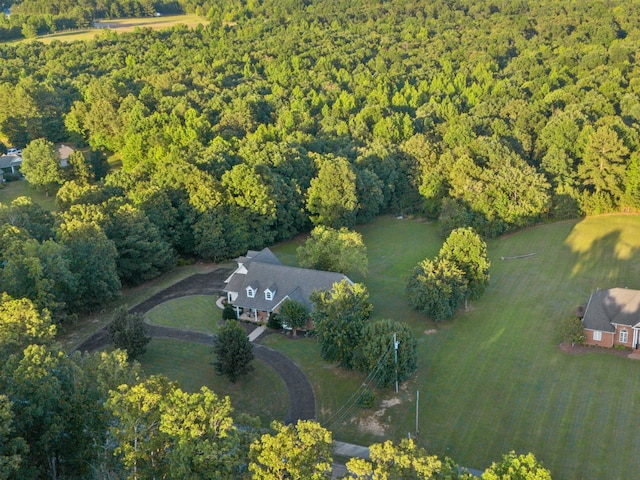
xmin=223 ymin=247 xmax=353 ymax=326
xmin=581 ymin=288 xmax=640 ymax=349
xmin=0 ymin=154 xmax=22 ymax=175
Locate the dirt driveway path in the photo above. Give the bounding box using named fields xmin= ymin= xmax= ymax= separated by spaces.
xmin=75 ymin=268 xmax=316 ymax=424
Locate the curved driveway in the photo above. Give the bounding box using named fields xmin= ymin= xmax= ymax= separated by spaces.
xmin=75 ymin=269 xmax=316 ymax=424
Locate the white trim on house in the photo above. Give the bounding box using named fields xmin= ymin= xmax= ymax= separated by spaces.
xmin=593 ymin=330 xmax=602 ymax=341
xmin=265 ymin=288 xmax=275 ymax=301
xmin=246 ymin=286 xmax=256 ymax=298
xmin=620 ymin=329 xmax=628 ymax=344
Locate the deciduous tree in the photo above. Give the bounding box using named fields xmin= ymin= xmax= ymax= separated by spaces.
xmin=213 ymin=320 xmax=254 ymax=383
xmin=20 ymin=138 xmax=63 ymax=196
xmin=311 ymin=280 xmax=372 ymax=369
xmin=354 ymin=319 xmax=417 ymax=388
xmin=346 ymin=439 xmax=441 ymax=479
xmin=438 ymin=227 xmax=490 ymax=309
xmin=406 ymin=258 xmax=466 ymax=322
xmin=107 ymin=307 xmax=150 ymax=360
xmin=277 ymin=298 xmax=309 ymax=337
xmin=297 ymin=225 xmax=368 ymax=276
xmin=249 ymin=420 xmax=332 ymax=480
xmin=482 ymin=452 xmax=552 ymax=480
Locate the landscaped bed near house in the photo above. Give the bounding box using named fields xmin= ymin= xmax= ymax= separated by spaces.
xmin=269 ymin=214 xmax=640 ymax=480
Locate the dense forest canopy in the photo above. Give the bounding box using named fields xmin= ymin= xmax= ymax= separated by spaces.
xmin=0 ymin=0 xmax=639 ymax=323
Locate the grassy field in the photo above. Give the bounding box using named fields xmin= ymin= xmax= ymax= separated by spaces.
xmin=12 ymin=14 xmax=207 ymax=45
xmin=138 ymin=338 xmax=288 ymax=426
xmin=58 ymin=213 xmax=640 ymax=478
xmin=0 ymin=179 xmax=58 ymax=211
xmin=145 ymin=295 xmax=221 ymax=334
xmin=268 ymin=215 xmax=640 ymax=479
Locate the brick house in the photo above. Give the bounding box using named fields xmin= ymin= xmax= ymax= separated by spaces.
xmin=223 ymin=248 xmax=353 ymax=328
xmin=581 ymin=288 xmax=640 ymax=349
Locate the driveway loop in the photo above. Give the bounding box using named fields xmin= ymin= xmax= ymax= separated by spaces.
xmin=75 ymin=268 xmax=316 ymax=424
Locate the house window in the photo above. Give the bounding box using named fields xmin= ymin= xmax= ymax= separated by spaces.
xmin=619 ymin=329 xmax=628 ymax=344
xmin=265 ymin=289 xmax=274 ymax=301
xmin=593 ymin=330 xmax=602 ymax=341
xmin=246 ymin=287 xmax=255 ymax=298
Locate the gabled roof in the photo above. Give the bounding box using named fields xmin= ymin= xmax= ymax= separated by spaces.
xmin=582 ymin=288 xmax=640 ymax=332
xmin=224 ymin=248 xmax=352 ymax=312
xmin=0 ymin=155 xmax=22 ymax=170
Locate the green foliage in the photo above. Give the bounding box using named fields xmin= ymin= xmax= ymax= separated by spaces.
xmin=213 ymin=320 xmax=254 ymax=383
xmin=307 ymin=155 xmax=358 ymax=229
xmin=0 ymin=293 xmax=56 ymax=355
xmin=311 ymin=280 xmax=373 ymax=369
xmin=406 ymin=257 xmax=466 ymax=322
xmin=107 ymin=306 xmax=151 ymax=360
xmin=0 ymin=196 xmax=55 ymax=242
xmin=297 ymin=225 xmax=368 ymax=276
xmin=249 ymin=420 xmax=332 ymax=480
xmin=57 ymin=219 xmax=121 ymax=313
xmin=277 ymin=298 xmax=308 ymax=336
xmin=357 ymin=388 xmax=375 ymax=409
xmin=439 ymin=227 xmax=490 ymax=304
xmin=561 ymin=317 xmax=586 ymax=347
xmin=346 ymin=439 xmax=441 ymax=479
xmin=353 ymin=319 xmax=418 ymax=388
xmin=267 ymin=312 xmax=282 ymax=330
xmin=20 ymin=139 xmax=63 ymax=196
xmin=482 ymin=452 xmax=552 ymax=480
xmin=222 ymin=303 xmax=237 ymax=321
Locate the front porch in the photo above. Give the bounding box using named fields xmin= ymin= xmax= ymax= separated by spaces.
xmin=237 ymin=307 xmax=269 ymax=324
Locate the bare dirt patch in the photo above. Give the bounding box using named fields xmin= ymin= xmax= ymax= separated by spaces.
xmin=424 ymin=329 xmax=437 ymax=335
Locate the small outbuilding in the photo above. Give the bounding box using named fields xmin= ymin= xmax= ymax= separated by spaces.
xmin=582 ymin=288 xmax=640 ymax=349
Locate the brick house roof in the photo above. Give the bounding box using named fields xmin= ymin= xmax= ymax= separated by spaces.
xmin=582 ymin=288 xmax=640 ymax=332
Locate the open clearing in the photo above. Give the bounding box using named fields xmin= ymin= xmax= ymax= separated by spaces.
xmin=270 ymin=215 xmax=640 ymax=479
xmin=13 ymin=14 xmax=207 ymax=44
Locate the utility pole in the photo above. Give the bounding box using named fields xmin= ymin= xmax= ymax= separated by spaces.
xmin=393 ymin=333 xmax=400 ymax=393
xmin=416 ymin=390 xmax=420 ymax=435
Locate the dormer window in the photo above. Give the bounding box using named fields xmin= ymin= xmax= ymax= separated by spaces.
xmin=246 ymin=286 xmax=256 ymax=298
xmin=265 ymin=289 xmax=275 ymax=301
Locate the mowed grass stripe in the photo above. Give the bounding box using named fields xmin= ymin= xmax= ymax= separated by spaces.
xmin=272 ymin=215 xmax=640 ymax=479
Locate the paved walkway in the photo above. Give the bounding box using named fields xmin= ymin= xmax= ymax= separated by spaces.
xmin=248 ymin=326 xmax=266 ymax=342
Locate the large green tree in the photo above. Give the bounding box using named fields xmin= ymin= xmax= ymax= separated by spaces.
xmin=107 ymin=307 xmax=150 ymax=360
xmin=346 ymin=439 xmax=443 ymax=480
xmin=213 ymin=320 xmax=254 ymax=383
xmin=20 ymin=138 xmax=63 ymax=196
xmin=296 ymin=225 xmax=368 ymax=276
xmin=354 ymin=319 xmax=418 ymax=388
xmin=277 ymin=298 xmax=309 ymax=337
xmin=311 ymin=280 xmax=373 ymax=369
xmin=406 ymin=257 xmax=467 ymax=322
xmin=482 ymin=452 xmax=552 ymax=480
xmin=438 ymin=227 xmax=490 ymax=309
xmin=249 ymin=420 xmax=332 ymax=480
xmin=306 ymin=155 xmax=359 ymax=229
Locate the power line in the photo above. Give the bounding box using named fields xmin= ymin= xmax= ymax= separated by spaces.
xmin=324 ymin=345 xmax=393 ymax=430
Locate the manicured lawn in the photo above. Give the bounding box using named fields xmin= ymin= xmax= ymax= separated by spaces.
xmin=271 ymin=215 xmax=640 ymax=479
xmin=58 ymin=262 xmax=232 ymax=351
xmin=0 ymin=179 xmax=58 ymax=211
xmin=145 ymin=295 xmax=221 ymax=335
xmin=138 ymin=338 xmax=288 ymax=426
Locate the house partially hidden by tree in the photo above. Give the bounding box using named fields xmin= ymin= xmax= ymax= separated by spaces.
xmin=223 ymin=248 xmax=352 ymax=328
xmin=581 ymin=288 xmax=640 ymax=349
xmin=0 ymin=154 xmax=22 ymax=176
